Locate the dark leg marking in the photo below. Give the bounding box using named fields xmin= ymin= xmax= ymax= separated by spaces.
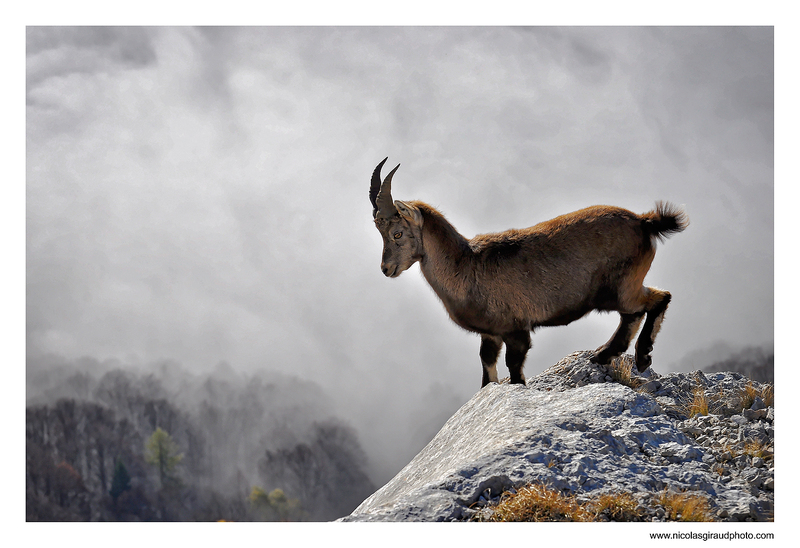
xmin=503 ymin=330 xmax=531 ymax=385
xmin=635 ymin=291 xmax=671 ymax=372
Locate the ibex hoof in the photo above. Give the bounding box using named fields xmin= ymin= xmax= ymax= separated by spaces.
xmin=590 ymin=349 xmax=612 ymax=365
xmin=635 ymin=354 xmax=652 ymax=372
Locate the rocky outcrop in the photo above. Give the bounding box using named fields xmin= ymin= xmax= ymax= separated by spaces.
xmin=340 ymin=351 xmax=774 ymax=522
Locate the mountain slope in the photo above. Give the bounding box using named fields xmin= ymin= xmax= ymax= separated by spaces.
xmin=340 ymin=351 xmax=774 ymax=522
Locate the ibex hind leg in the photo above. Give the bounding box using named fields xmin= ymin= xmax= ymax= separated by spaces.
xmin=479 ymin=335 xmax=503 ymax=387
xmin=592 ymin=312 xmax=645 ymax=365
xmin=503 ymin=331 xmax=531 ymax=385
xmin=635 ymin=289 xmax=672 ymax=372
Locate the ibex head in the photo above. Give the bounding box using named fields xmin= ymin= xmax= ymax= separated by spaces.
xmin=370 ymin=158 xmax=424 ymax=278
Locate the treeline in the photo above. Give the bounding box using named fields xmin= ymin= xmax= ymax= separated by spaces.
xmin=26 ymin=355 xmax=375 ymax=521
xmin=702 ymin=345 xmax=774 ymax=383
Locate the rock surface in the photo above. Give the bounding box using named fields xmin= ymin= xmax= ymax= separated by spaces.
xmin=340 ymin=351 xmax=774 ymax=522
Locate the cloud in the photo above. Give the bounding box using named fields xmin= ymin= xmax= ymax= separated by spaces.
xmin=26 ymin=26 xmax=774 ymax=483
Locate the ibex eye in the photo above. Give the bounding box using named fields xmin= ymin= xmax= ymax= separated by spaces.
xmin=394 ymin=232 xmax=403 ymax=239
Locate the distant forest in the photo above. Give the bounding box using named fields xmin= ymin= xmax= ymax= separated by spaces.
xmin=702 ymin=345 xmax=773 ymax=383
xmin=26 ymin=355 xmax=375 ymax=521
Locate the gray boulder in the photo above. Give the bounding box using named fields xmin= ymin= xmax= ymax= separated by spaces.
xmin=340 ymin=351 xmax=773 ymax=522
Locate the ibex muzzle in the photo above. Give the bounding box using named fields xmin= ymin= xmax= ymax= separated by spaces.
xmin=368 ymin=158 xmax=688 ymax=389
xmin=370 ymin=157 xmax=424 ymax=278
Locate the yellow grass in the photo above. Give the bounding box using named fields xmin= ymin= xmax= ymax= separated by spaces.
xmin=484 ymin=484 xmax=592 ymax=522
xmin=685 ymin=387 xmax=709 ymax=417
xmin=740 ymin=381 xmax=774 ymax=410
xmin=608 ymin=357 xmax=644 ymax=390
xmin=480 ymin=483 xmax=716 ymax=522
xmin=743 ymin=439 xmax=774 ymax=461
xmin=656 ymin=490 xmax=714 ymax=522
xmin=587 ymin=492 xmax=643 ymax=521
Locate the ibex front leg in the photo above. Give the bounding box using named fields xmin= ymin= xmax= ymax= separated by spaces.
xmin=479 ymin=334 xmax=503 ymax=387
xmin=503 ymin=331 xmax=530 ymax=385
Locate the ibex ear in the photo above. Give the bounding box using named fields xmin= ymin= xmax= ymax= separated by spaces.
xmin=395 ymin=200 xmax=423 ymax=226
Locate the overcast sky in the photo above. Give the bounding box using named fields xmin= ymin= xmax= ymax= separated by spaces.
xmin=26 ymin=26 xmax=774 ymax=480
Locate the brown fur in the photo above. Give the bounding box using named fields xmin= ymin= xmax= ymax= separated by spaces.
xmin=370 ymin=161 xmax=688 ymax=388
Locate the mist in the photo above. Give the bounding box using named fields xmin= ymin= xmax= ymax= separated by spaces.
xmin=26 ymin=353 xmax=376 ymax=520
xmin=26 ymin=27 xmax=773 ymax=487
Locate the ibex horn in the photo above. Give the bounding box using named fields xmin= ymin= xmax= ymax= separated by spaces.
xmin=371 ymin=158 xmax=401 ymax=219
xmin=370 ymin=157 xmax=388 ymax=216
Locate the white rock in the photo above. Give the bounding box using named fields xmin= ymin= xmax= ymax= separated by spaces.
xmin=339 ymin=353 xmax=773 ymax=522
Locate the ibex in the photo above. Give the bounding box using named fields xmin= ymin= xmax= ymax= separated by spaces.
xmin=369 ymin=158 xmax=688 ymax=388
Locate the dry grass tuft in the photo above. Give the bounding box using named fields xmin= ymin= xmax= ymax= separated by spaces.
xmin=608 ymin=357 xmax=644 ymax=390
xmin=485 ymin=484 xmax=592 ymax=522
xmin=762 ymin=383 xmax=774 ymax=407
xmin=683 ymin=387 xmax=710 ymax=417
xmin=587 ymin=492 xmax=643 ymax=521
xmin=740 ymin=381 xmax=758 ymax=409
xmin=739 ymin=381 xmax=774 ymax=411
xmin=718 ymin=438 xmax=774 ymax=465
xmin=743 ymin=439 xmax=774 ymax=461
xmin=481 ymin=484 xmax=717 ymax=522
xmin=656 ymin=489 xmax=714 ymax=522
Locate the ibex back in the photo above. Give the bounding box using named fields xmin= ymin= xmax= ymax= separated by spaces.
xmin=369 ymin=158 xmax=688 ymax=388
